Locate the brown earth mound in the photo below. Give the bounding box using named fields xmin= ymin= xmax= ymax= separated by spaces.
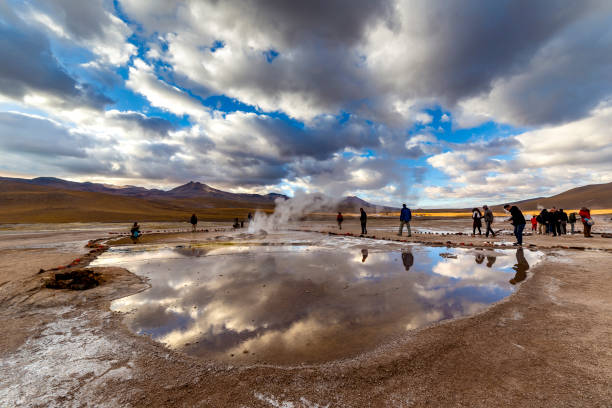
xmin=44 ymin=269 xmax=102 ymax=290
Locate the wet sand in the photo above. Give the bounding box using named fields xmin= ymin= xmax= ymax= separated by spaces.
xmin=1 ymin=217 xmax=611 ymax=407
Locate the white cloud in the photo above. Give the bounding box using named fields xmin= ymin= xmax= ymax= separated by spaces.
xmin=424 ymin=105 xmax=612 ymax=204
xmin=25 ymin=0 xmax=136 ymax=66
xmin=126 ymin=59 xmax=207 ymax=118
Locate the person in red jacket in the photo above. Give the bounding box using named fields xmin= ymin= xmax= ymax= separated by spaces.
xmin=337 ymin=212 xmax=344 ymax=230
xmin=579 ymin=207 xmax=593 ymax=237
xmin=530 ymin=215 xmax=537 ymax=232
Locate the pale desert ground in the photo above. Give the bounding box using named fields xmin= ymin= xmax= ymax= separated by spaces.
xmin=1 ymin=215 xmax=611 ymax=407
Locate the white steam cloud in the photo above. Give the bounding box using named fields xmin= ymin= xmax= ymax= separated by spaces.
xmin=248 ymin=191 xmax=341 ymax=233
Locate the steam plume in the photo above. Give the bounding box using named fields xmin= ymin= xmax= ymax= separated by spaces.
xmin=248 ymin=191 xmax=341 ymax=233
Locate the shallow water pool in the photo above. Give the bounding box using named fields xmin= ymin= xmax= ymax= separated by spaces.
xmin=92 ymin=233 xmax=541 ymax=365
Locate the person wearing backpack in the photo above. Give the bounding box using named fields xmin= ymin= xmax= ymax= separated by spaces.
xmin=483 ymin=205 xmax=495 ymax=237
xmin=130 ymin=222 xmax=141 ymax=242
xmin=579 ymin=207 xmax=593 ymax=238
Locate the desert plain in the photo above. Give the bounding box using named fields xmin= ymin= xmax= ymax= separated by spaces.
xmin=1 ymin=215 xmax=611 ymax=408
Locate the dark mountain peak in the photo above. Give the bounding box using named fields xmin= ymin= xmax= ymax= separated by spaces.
xmin=167 ymin=180 xmax=225 ymax=197
xmin=33 ymin=177 xmax=64 ymax=182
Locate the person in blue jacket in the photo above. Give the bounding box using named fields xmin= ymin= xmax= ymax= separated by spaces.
xmin=398 ymin=204 xmax=412 ymax=237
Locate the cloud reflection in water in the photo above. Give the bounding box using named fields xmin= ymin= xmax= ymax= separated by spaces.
xmin=97 ymin=241 xmax=541 ymax=365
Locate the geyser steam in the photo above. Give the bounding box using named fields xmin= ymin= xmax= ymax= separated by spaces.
xmin=248 ymin=191 xmax=340 ymax=233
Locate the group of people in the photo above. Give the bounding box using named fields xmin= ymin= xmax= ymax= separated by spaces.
xmin=471 ymin=205 xmax=496 ymax=237
xmin=532 ymin=207 xmax=593 ymax=237
xmin=533 ymin=207 xmax=570 ymax=236
xmin=337 ymin=204 xmax=413 ymax=237
xmin=474 ymin=203 xmax=528 ymax=246
xmin=129 ymin=205 xmax=595 ymax=245
xmin=337 ymin=207 xmax=372 ymax=235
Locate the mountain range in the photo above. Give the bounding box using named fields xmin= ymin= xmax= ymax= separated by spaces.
xmin=0 ymin=177 xmax=287 ymax=204
xmin=0 ymin=177 xmax=397 ymax=223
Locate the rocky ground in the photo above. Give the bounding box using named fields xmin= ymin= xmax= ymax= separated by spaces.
xmin=0 ymin=217 xmax=611 ymax=407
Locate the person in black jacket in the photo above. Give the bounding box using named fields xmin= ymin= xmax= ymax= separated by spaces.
xmin=359 ymin=208 xmax=367 ymax=235
xmin=538 ymin=208 xmax=548 ymax=235
xmin=558 ymin=209 xmax=568 ymax=234
xmin=504 ymin=204 xmax=526 ymax=246
xmin=549 ymin=207 xmax=558 ymax=236
xmin=190 ymin=213 xmax=198 ymax=232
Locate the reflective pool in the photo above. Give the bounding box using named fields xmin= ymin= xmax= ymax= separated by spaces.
xmin=92 ymin=234 xmax=541 ymax=365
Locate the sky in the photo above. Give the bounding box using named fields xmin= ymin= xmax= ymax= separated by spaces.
xmin=0 ymin=0 xmax=611 ymax=208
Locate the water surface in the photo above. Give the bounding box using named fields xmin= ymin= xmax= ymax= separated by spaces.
xmin=93 ymin=234 xmax=541 ymax=365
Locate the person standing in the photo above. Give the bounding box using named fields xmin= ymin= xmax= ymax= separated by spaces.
xmin=247 ymin=212 xmax=253 ymax=223
xmin=472 ymin=208 xmax=482 ymax=235
xmin=483 ymin=205 xmax=495 ymax=237
xmin=568 ymin=212 xmax=577 ymax=234
xmin=337 ymin=212 xmax=344 ymax=230
xmin=190 ymin=213 xmax=198 ymax=232
xmin=504 ymin=204 xmax=526 ymax=246
xmin=359 ymin=208 xmax=367 ymax=235
xmin=579 ymin=207 xmax=593 ymax=238
xmin=558 ymin=209 xmax=568 ymax=234
xmin=549 ymin=207 xmax=558 ymax=237
xmin=530 ymin=215 xmax=537 ymax=232
xmin=398 ymin=204 xmax=412 ymax=237
xmin=130 ymin=222 xmax=141 ymax=242
xmin=538 ymin=208 xmax=548 ymax=235
xmin=554 ymin=208 xmax=563 ymax=236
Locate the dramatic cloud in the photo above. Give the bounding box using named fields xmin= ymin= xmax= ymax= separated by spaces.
xmin=0 ymin=0 xmax=611 ymax=206
xmin=0 ymin=4 xmax=111 ymax=110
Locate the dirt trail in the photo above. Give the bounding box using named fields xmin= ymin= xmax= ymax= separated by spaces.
xmin=0 ymin=219 xmax=611 ymax=407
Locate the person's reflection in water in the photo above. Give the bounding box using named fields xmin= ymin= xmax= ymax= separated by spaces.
xmin=509 ymin=248 xmax=530 ymax=285
xmin=401 ymin=248 xmax=414 ymax=271
xmin=486 ymin=255 xmax=497 ymax=268
xmin=361 ymin=248 xmax=368 ymax=263
xmin=475 ymin=253 xmax=485 ymax=264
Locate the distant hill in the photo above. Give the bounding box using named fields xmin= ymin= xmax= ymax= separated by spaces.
xmin=0 ymin=177 xmax=395 ymax=223
xmin=491 ymin=182 xmax=612 ymax=211
xmin=0 ymin=180 xmax=193 ymax=223
xmin=166 ymin=181 xmax=288 ymax=204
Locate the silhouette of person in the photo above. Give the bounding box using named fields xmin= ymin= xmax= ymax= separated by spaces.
xmin=475 ymin=253 xmax=485 ymax=264
xmin=486 ymin=255 xmax=497 ymax=268
xmin=401 ymin=249 xmax=414 ymax=271
xmin=361 ymin=248 xmax=368 ymax=263
xmin=509 ymin=248 xmax=530 ymax=285
xmin=360 ymin=208 xmax=367 ymax=235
